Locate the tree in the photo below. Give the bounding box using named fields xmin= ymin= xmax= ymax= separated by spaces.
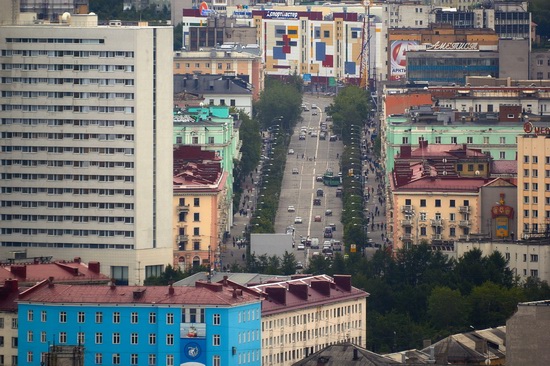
xmin=143 ymin=264 xmax=186 ymax=285
xmin=428 ymin=286 xmax=469 ymax=330
xmin=280 ymin=251 xmax=298 ymax=275
xmin=254 ymin=79 xmax=302 ymax=131
xmin=468 ymin=281 xmax=524 ymax=329
xmin=530 ymin=0 xmax=550 ymax=42
xmin=173 ymin=23 xmax=183 ymax=51
xmin=327 ymin=86 xmax=370 ymax=144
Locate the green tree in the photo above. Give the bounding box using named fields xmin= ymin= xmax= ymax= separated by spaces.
xmin=530 ymin=0 xmax=550 ymax=42
xmin=254 ymin=79 xmax=302 ymax=131
xmin=280 ymin=251 xmax=297 ymax=275
xmin=468 ymin=281 xmax=524 ymax=329
xmin=327 ymin=86 xmax=370 ymax=144
xmin=428 ymin=286 xmax=469 ymax=330
xmin=143 ymin=264 xmax=187 ymax=285
xmin=173 ymin=23 xmax=183 ymax=51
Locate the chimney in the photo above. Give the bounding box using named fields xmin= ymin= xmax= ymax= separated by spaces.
xmin=310 ymin=280 xmax=331 ymax=296
xmin=226 ymin=78 xmax=230 ymax=89
xmin=423 ymin=339 xmax=432 ymax=349
xmin=288 ymin=282 xmax=308 ymax=300
xmin=88 ymin=261 xmax=100 ymax=273
xmin=48 ymin=277 xmax=54 ymax=288
xmin=109 ymin=279 xmax=116 ymax=290
xmin=223 ymin=275 xmax=228 ymax=286
xmin=265 ymin=287 xmax=287 ymax=304
xmin=133 ymin=288 xmax=146 ymax=300
xmin=10 ymin=265 xmax=27 ymax=279
xmin=333 ymin=274 xmax=352 ymax=292
xmin=419 ymin=139 xmax=428 ymax=149
xmin=474 ymin=339 xmax=487 ymax=354
xmin=4 ymin=278 xmax=18 ymax=293
xmin=353 ymin=348 xmax=359 ymax=360
xmin=400 ymin=144 xmax=411 ymax=158
xmin=232 ymin=288 xmax=238 ymax=298
xmin=73 ymin=257 xmax=81 ymax=263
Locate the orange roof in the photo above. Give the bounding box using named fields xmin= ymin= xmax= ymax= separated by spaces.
xmin=385 ymin=92 xmax=432 ymax=116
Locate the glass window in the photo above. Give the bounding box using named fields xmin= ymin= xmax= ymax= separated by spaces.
xmin=167 ymin=355 xmax=174 ymax=366
xmin=95 ymin=312 xmax=103 ymax=323
xmin=213 ymin=334 xmax=220 ymax=346
xmin=213 ymin=313 xmax=221 ymax=325
xmin=59 ymin=312 xmax=67 ymax=323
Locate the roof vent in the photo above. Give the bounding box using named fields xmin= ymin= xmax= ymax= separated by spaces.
xmin=168 ymin=284 xmax=175 ymax=295
xmin=133 ymin=288 xmax=146 ymax=300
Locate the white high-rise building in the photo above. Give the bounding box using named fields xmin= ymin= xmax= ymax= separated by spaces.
xmin=0 ymin=12 xmax=174 ymax=285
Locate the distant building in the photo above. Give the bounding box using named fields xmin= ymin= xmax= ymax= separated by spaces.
xmin=507 ymin=300 xmax=550 ymax=366
xmin=292 ymin=342 xmax=399 ymax=366
xmin=19 ymin=0 xmax=89 ymax=21
xmin=173 ymin=146 xmax=229 ymax=271
xmin=17 ymin=279 xmax=262 ymax=366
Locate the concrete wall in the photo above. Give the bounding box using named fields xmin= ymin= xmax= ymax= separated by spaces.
xmin=499 ymin=39 xmax=529 ymax=80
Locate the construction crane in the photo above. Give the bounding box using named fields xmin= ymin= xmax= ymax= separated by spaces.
xmin=359 ymin=0 xmax=371 ymax=89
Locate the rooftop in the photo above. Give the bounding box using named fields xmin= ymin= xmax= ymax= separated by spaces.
xmin=292 ymin=342 xmax=399 ymax=366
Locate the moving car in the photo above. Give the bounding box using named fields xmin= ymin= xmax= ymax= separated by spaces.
xmin=294 ymin=217 xmax=303 ymax=224
xmin=297 ymin=243 xmax=305 ymax=250
xmin=299 ymin=134 xmax=306 ymax=140
xmin=292 ymin=168 xmax=299 ymax=174
xmin=317 ymin=189 xmax=324 ymax=197
xmin=287 ymin=205 xmax=295 ymax=212
xmin=316 ymin=176 xmax=324 ymax=182
xmin=296 ymin=261 xmax=304 ymax=269
xmin=314 ymin=215 xmax=322 ymax=222
xmin=288 ymin=149 xmax=295 ymax=154
xmin=325 ymin=209 xmax=332 ymax=216
xmin=313 ymin=198 xmax=321 ymax=206
xmin=311 ymin=132 xmax=318 ymax=137
xmin=329 ymin=135 xmax=338 ymax=141
xmin=312 ymin=110 xmax=318 ymax=115
xmin=323 ymin=226 xmax=333 ymax=238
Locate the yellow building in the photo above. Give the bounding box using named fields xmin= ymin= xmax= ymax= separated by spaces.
xmin=517 ymin=122 xmax=550 ymax=239
xmin=173 ymin=147 xmax=229 ymax=271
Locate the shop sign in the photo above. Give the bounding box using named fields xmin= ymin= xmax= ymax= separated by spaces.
xmin=425 ymin=41 xmax=479 ymax=51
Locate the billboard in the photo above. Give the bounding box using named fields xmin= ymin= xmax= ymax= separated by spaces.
xmin=389 ymin=40 xmax=418 ymax=81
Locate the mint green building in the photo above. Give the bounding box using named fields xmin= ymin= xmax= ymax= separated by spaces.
xmin=384 ymin=114 xmax=522 ymax=172
xmin=173 ymin=105 xmax=242 ymax=229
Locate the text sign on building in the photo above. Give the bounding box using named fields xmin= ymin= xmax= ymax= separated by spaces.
xmin=389 ymin=41 xmax=418 ymax=81
xmin=425 ymin=41 xmax=479 ymax=51
xmin=524 ymin=121 xmax=550 ymax=136
xmin=265 ymin=11 xmax=299 ymax=19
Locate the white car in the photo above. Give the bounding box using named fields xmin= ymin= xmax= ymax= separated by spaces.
xmin=311 ymin=132 xmax=318 ymax=137
xmin=297 ymin=243 xmax=305 ymax=250
xmin=296 ymin=261 xmax=304 ymax=269
xmin=287 ymin=205 xmax=296 ymax=212
xmin=292 ymin=168 xmax=299 ymax=174
xmin=294 ymin=217 xmax=303 ymax=224
xmin=288 ymin=149 xmax=295 ymax=154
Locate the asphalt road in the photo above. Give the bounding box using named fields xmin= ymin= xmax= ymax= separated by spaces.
xmin=273 ymin=95 xmax=344 ymax=266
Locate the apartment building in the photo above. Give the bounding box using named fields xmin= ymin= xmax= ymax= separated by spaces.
xmin=17 ymin=279 xmax=262 ymax=366
xmin=0 ymin=13 xmax=174 ymax=285
xmin=250 ymin=275 xmax=368 ymax=366
xmin=173 ymin=146 xmax=229 ymax=272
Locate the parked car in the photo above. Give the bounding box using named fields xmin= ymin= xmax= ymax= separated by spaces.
xmin=313 ymin=198 xmax=321 ymax=206
xmin=287 ymin=205 xmax=295 ymax=212
xmin=312 ymin=110 xmax=318 ymax=115
xmin=329 ymin=223 xmax=336 ymax=231
xmin=296 ymin=261 xmax=304 ymax=269
xmin=329 ymin=135 xmax=338 ymax=142
xmin=336 ymin=188 xmax=343 ymax=197
xmin=288 ymin=149 xmax=295 ymax=154
xmin=292 ymin=168 xmax=299 ymax=174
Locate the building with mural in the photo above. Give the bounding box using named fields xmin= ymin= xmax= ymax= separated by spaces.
xmin=17 ymin=279 xmax=262 ymax=366
xmin=173 ymin=146 xmax=229 ymax=272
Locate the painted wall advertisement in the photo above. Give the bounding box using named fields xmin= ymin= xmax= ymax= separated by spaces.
xmin=390 ymin=40 xmax=418 ymax=81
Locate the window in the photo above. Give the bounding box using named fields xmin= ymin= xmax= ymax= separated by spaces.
xmin=167 ymin=355 xmax=174 ymax=366
xmin=213 ymin=355 xmax=221 ymax=366
xmin=435 ymin=199 xmax=441 ymax=207
xmin=41 ymin=331 xmax=46 ymax=343
xmin=533 ymin=183 xmax=539 ymax=191
xmin=213 ymin=334 xmax=220 ymax=346
xmin=323 ymin=30 xmax=330 ymax=37
xmin=149 ymin=333 xmax=156 ymax=345
xmin=11 ymin=318 xmax=17 ymax=329
xmin=456 ymin=164 xmax=463 ymax=171
xmin=131 ymin=312 xmax=138 ymax=324
xmin=420 ymin=227 xmax=426 ymax=236
xmin=450 ymin=213 xmax=456 ymax=222
xmin=524 ymin=210 xmax=529 ymax=218
xmin=27 ymin=352 xmax=33 ymax=363
xmin=420 ymin=212 xmax=427 ymax=221
xmin=59 ymin=332 xmax=67 ymax=343
xmin=533 ymin=210 xmax=539 ymax=218
xmin=538 ymin=59 xmax=544 ymax=66
xmin=533 ymin=156 xmax=539 ymax=163
xmin=192 ymin=136 xmax=198 ymax=144
xmin=59 ymin=312 xmax=67 ymax=323
xmin=531 ymin=269 xmax=539 ymax=278
xmin=166 ymin=313 xmax=174 ymax=325
xmin=95 ymin=312 xmax=103 ymax=323
xmin=500 ymin=151 xmax=505 ymax=159
xmin=113 ymin=312 xmax=120 ymax=324
xmin=27 ymin=331 xmax=33 ymax=342
xmin=193 ymin=227 xmax=200 ymax=236
xmin=449 ymin=199 xmax=455 ymax=207
xmin=483 ymin=136 xmax=489 ymax=144
xmin=524 ymin=169 xmax=529 ymax=177
xmin=131 ymin=354 xmax=138 ymax=365
xmin=148 ymin=354 xmax=156 ymax=366
xmin=95 ymin=353 xmax=103 ymax=365
xmin=230 ymin=99 xmax=236 ymax=107
xmin=193 ymin=198 xmax=200 ymax=207
xmin=402 ymin=136 xmax=409 ymax=144
xmin=149 ymin=312 xmax=156 ymax=324
xmin=220 ymin=99 xmax=225 ymax=106
xmin=468 ymin=164 xmax=474 ymax=172
xmin=193 ymin=213 xmax=200 ymax=222
xmin=466 ymin=137 xmax=473 ymax=144
xmin=450 ymin=227 xmax=456 ymax=237
xmin=113 ymin=333 xmax=120 ymax=344
xmin=193 ymin=241 xmax=200 ymax=250
xmin=213 ymin=313 xmax=221 ymax=325
xmin=435 ymin=136 xmax=441 ymax=144
xmin=0 ymin=318 xmax=3 ymax=329
xmin=77 ymin=332 xmax=85 ymax=344
xmin=131 ymin=333 xmax=138 ymax=345
xmin=113 ymin=354 xmax=120 ymax=365
xmin=78 ymin=312 xmax=85 ymax=323
xmin=524 ymin=155 xmax=530 ymax=163
xmin=531 ymin=254 xmax=539 ymax=262
xmin=451 ymin=137 xmax=457 ymax=144
xmin=167 ymin=334 xmax=174 ymax=345
xmin=27 ymin=310 xmax=33 ymax=321
xmin=208 ymin=137 xmax=215 ymax=144
xmin=420 ymin=199 xmax=426 ymax=207
xmin=95 ymin=333 xmax=103 ymax=344
xmin=500 ymin=137 xmax=506 ymax=144
xmin=533 ymin=169 xmax=539 ymax=177
xmin=524 ymin=196 xmax=530 ymax=204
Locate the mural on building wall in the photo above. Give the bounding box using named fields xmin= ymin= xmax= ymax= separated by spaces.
xmin=492 ymin=193 xmax=514 ymax=238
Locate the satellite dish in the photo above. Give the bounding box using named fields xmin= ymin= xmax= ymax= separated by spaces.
xmin=475 ymin=170 xmax=480 ymax=176
xmin=199 ymin=102 xmax=204 ymax=107
xmin=443 ymin=171 xmax=447 ymax=175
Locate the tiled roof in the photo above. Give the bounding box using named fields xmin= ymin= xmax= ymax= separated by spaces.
xmin=408 ymin=144 xmax=487 ymax=159
xmin=18 ymin=280 xmax=260 ymax=306
xmin=0 ymin=260 xmax=108 ymax=285
xmin=173 ymin=272 xmax=291 ymax=287
xmin=491 ymin=160 xmax=517 ymax=175
xmin=393 ymin=175 xmax=490 ymax=192
xmin=0 ymin=280 xmax=21 ymax=311
xmin=248 ymin=275 xmax=368 ymax=315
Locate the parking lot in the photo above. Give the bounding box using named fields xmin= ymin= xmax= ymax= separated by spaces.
xmin=273 ymin=95 xmax=344 ymax=267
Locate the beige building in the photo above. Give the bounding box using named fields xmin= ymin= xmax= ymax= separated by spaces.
xmin=250 ymin=275 xmax=368 ymax=366
xmin=0 ymin=280 xmax=18 ymax=366
xmin=517 ymin=124 xmax=550 ymax=239
xmin=173 ymin=146 xmax=229 ymax=271
xmin=173 ymin=46 xmax=264 ymax=100
xmin=0 ymin=12 xmax=174 ymax=285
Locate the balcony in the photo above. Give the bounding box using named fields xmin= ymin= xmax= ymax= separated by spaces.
xmin=432 ymin=234 xmax=443 ymax=241
xmin=177 ymin=204 xmax=190 ymax=212
xmin=459 ymin=206 xmax=470 ymax=213
xmin=177 ymin=235 xmax=188 ymax=242
xmin=459 ymin=220 xmax=471 ymax=227
xmin=459 ymin=235 xmax=469 ymax=240
xmin=431 ymin=219 xmax=443 ymax=227
xmin=401 ymin=219 xmax=412 ymax=226
xmin=401 ymin=205 xmax=413 ymax=214
xmin=402 ymin=233 xmax=412 ymax=240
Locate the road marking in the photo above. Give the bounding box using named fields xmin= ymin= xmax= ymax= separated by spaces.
xmin=307 ymin=191 xmax=314 ymax=237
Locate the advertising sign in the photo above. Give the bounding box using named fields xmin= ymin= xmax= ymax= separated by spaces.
xmin=389 ymin=40 xmax=418 ymax=81
xmin=199 ymin=2 xmax=211 ymax=16
xmin=265 ymin=11 xmax=299 ymax=19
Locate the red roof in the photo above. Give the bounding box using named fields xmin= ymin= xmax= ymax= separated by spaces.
xmin=0 ymin=260 xmax=108 ymax=285
xmin=406 ymin=144 xmax=487 ymax=159
xmin=393 ymin=175 xmax=490 ymax=192
xmin=18 ymin=280 xmax=261 ymax=306
xmin=247 ymin=275 xmax=368 ymax=316
xmin=491 ymin=160 xmax=517 ymax=175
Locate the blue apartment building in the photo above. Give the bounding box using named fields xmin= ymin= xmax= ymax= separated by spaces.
xmin=17 ymin=280 xmax=261 ymax=366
